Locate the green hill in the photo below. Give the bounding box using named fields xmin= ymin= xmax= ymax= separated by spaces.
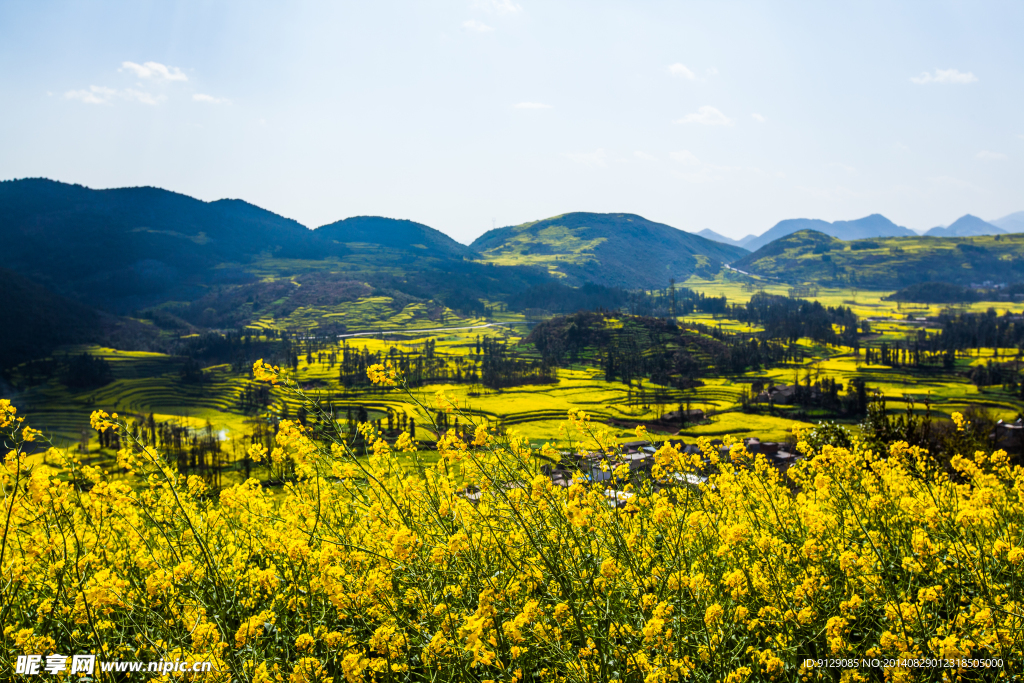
xmin=471 ymin=212 xmax=748 ymax=289
xmin=314 ymin=216 xmax=477 ymax=261
xmin=0 ymin=179 xmax=551 ymax=318
xmin=733 ymin=229 xmax=1024 ymax=288
xmin=0 ymin=178 xmax=323 ymax=312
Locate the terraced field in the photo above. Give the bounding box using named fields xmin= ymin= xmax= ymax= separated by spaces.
xmin=686 ymin=269 xmax=1024 ymax=318
xmin=13 ymin=280 xmax=1024 ymax=484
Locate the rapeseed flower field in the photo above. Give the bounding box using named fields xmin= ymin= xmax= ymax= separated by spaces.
xmin=1 ymin=359 xmax=1022 ymax=681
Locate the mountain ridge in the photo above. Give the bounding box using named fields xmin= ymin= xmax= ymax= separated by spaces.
xmin=315 ymin=215 xmax=477 ymax=260
xmin=925 ymin=214 xmax=1004 ymax=237
xmin=696 ymin=228 xmax=757 ymax=248
xmin=742 ymin=213 xmax=916 ymax=252
xmin=0 ymin=178 xmax=507 ymax=314
xmin=992 ymin=211 xmax=1024 ymax=233
xmin=471 ymin=211 xmax=748 ymax=289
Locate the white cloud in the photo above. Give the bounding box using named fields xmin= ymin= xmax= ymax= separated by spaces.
xmin=64 ymin=85 xmax=117 ymax=105
xmin=65 ymin=85 xmax=164 ymax=105
xmin=123 ymin=89 xmax=164 ymax=105
xmin=633 ymin=151 xmax=657 ymax=161
xmin=65 ymin=61 xmax=187 ymax=106
xmin=194 ymin=93 xmax=230 ymax=104
xmin=670 ymin=150 xmax=700 ymax=165
xmin=751 ymin=113 xmax=766 ymax=123
xmin=674 ymin=106 xmax=733 ymax=126
xmin=706 ymin=67 xmax=719 ymax=77
xmin=976 ymin=150 xmax=1007 ymax=160
xmin=120 ymin=61 xmax=188 ymax=82
xmin=514 ymin=102 xmax=551 ymax=109
xmin=473 ymin=0 xmax=522 ymax=14
xmin=1016 ymin=134 xmax=1024 ymax=140
xmin=462 ymin=19 xmax=494 ymax=32
xmin=910 ymin=68 xmax=977 ymax=85
xmin=668 ymin=63 xmax=696 ymax=80
xmin=563 ymin=149 xmax=607 ymax=168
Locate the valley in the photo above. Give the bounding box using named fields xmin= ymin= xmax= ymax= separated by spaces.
xmin=5 ymin=177 xmax=1024 ymax=493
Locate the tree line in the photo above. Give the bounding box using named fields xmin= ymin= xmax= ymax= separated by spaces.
xmin=729 ymin=293 xmax=860 ymax=347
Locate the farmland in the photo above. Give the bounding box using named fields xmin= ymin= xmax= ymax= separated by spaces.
xmin=13 ymin=278 xmax=1024 ymax=489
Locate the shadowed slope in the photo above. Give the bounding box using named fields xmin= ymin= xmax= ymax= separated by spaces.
xmin=0 ymin=178 xmax=319 ymax=311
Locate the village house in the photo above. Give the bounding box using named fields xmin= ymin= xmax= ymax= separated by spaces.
xmin=754 ymin=384 xmax=797 ymax=405
xmin=470 ymin=434 xmax=803 ymax=506
xmin=659 ymin=408 xmax=707 ymax=424
xmin=992 ymin=418 xmax=1024 ymax=452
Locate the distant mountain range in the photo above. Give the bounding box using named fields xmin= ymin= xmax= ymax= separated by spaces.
xmin=992 ymin=211 xmax=1024 ymax=233
xmin=3 ymin=177 xmax=1023 ymax=318
xmin=924 ymin=214 xmax=1004 ymax=237
xmin=471 ymin=212 xmax=748 ymax=290
xmin=0 ymin=180 xmax=744 ymax=317
xmin=0 ymin=178 xmax=555 ymax=315
xmin=696 ymin=229 xmax=756 ymax=249
xmin=699 ymin=211 xmax=1024 ymax=248
xmin=733 ymin=229 xmax=1024 ymax=289
xmin=739 ymin=214 xmax=916 ymax=252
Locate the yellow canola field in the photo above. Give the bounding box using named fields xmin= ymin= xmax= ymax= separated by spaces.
xmin=2 ymin=367 xmax=1023 ymax=681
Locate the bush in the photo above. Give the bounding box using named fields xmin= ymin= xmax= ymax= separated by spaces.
xmin=802 ymin=420 xmax=852 ymax=451
xmin=2 ymin=366 xmax=1023 ymax=681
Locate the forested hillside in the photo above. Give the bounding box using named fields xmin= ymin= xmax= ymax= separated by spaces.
xmin=0 ymin=178 xmax=322 ymax=311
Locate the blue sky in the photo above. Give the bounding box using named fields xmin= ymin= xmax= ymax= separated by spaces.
xmin=1 ymin=1 xmax=1021 ymax=242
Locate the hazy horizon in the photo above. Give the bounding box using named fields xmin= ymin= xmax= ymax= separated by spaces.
xmin=1 ymin=1 xmax=1022 ymax=242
